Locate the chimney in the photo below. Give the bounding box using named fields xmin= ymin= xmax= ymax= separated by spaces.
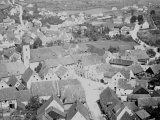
xmin=56 ymin=81 xmax=60 ymax=97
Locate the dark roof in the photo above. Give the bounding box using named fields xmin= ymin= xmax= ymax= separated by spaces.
xmin=127 ymin=94 xmax=151 ymax=100
xmin=109 ymin=59 xmax=133 ymax=66
xmin=147 ymin=64 xmax=160 ymax=74
xmin=150 ymin=91 xmax=160 ymax=97
xmin=6 ymin=76 xmax=18 ymax=87
xmin=133 ymin=86 xmax=149 ymax=94
xmin=66 ymin=101 xmax=90 ymax=120
xmin=21 ymin=67 xmax=33 ymax=83
xmin=38 ymin=62 xmax=50 ymax=79
xmin=37 ymin=95 xmax=54 ymax=115
xmin=100 ymin=87 xmax=119 ymax=105
xmin=37 ymin=95 xmax=64 ymax=116
xmin=46 ymin=106 xmax=66 ymax=119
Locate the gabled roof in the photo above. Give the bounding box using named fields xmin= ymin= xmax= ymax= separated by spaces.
xmin=16 ymin=83 xmax=26 ymax=90
xmin=150 ymin=91 xmax=160 ymax=97
xmin=117 ymin=79 xmax=134 ymax=90
xmin=3 ymin=47 xmax=17 ymax=58
xmin=120 ymin=111 xmax=133 ymax=120
xmin=66 ymin=101 xmax=91 ymax=120
xmin=0 ymin=62 xmax=26 ymax=78
xmin=21 ymin=67 xmax=33 ymax=83
xmin=135 ymin=109 xmax=150 ymax=120
xmin=127 ymin=94 xmax=151 ymax=100
xmin=130 ymin=50 xmax=149 ymax=60
xmin=46 ymin=106 xmax=66 ymax=120
xmin=55 ymin=66 xmax=68 ymax=79
xmin=37 ymin=95 xmax=64 ymax=116
xmin=30 ymin=81 xmax=57 ymax=97
xmin=133 ymin=86 xmax=149 ymax=94
xmin=124 ymin=102 xmax=138 ymax=112
xmin=147 ymin=64 xmax=160 ymax=74
xmin=15 ymin=90 xmax=31 ymax=102
xmin=38 ymin=62 xmax=50 ymax=79
xmin=100 ymin=87 xmax=119 ymax=105
xmin=127 ymin=64 xmax=144 ymax=74
xmin=119 ymin=70 xmax=130 ymax=79
xmin=110 ymin=59 xmax=133 ymax=66
xmin=6 ymin=76 xmax=18 ymax=87
xmin=0 ymin=87 xmax=17 ymax=101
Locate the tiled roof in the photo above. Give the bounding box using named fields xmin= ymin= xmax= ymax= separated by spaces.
xmin=21 ymin=67 xmax=33 ymax=83
xmin=110 ymin=59 xmax=133 ymax=66
xmin=0 ymin=62 xmax=26 ymax=78
xmin=127 ymin=94 xmax=151 ymax=100
xmin=127 ymin=64 xmax=144 ymax=74
xmin=3 ymin=47 xmax=16 ymax=58
xmin=138 ymin=97 xmax=160 ymax=108
xmin=15 ymin=90 xmax=31 ymax=102
xmin=135 ymin=109 xmax=150 ymax=119
xmin=66 ymin=101 xmax=90 ymax=120
xmin=6 ymin=76 xmax=18 ymax=87
xmin=124 ymin=102 xmax=138 ymax=112
xmin=119 ymin=70 xmax=130 ymax=79
xmin=38 ymin=62 xmax=50 ymax=79
xmin=100 ymin=87 xmax=119 ymax=105
xmin=149 ymin=64 xmax=160 ymax=74
xmin=117 ymin=79 xmax=134 ymax=90
xmin=55 ymin=66 xmax=68 ymax=79
xmin=0 ymin=87 xmax=17 ymax=101
xmin=120 ymin=112 xmax=134 ymax=120
xmin=30 ymin=81 xmax=57 ymax=97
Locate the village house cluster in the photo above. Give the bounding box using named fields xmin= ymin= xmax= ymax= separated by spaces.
xmin=0 ymin=0 xmax=160 ymax=120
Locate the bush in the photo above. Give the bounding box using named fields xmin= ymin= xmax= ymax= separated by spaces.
xmin=130 ymin=16 xmax=137 ymax=23
xmin=108 ymin=46 xmax=119 ymax=53
xmin=32 ymin=38 xmax=42 ymax=49
xmin=146 ymin=49 xmax=156 ymax=58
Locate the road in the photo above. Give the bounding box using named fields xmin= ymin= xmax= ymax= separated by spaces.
xmin=130 ymin=22 xmax=160 ymax=60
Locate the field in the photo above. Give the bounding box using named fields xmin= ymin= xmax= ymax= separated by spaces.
xmin=14 ymin=0 xmax=160 ymax=13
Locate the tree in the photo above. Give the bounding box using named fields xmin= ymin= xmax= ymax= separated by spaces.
xmin=130 ymin=16 xmax=137 ymax=23
xmin=32 ymin=38 xmax=42 ymax=49
xmin=25 ymin=96 xmax=44 ymax=120
xmin=108 ymin=46 xmax=119 ymax=53
xmin=35 ymin=62 xmax=42 ymax=73
xmin=137 ymin=15 xmax=144 ymax=25
xmin=146 ymin=49 xmax=156 ymax=58
xmin=150 ymin=10 xmax=155 ymax=15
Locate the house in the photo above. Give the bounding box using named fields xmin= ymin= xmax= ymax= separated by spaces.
xmin=75 ymin=54 xmax=103 ymax=78
xmin=109 ymin=59 xmax=133 ymax=67
xmin=0 ymin=61 xmax=26 ymax=78
xmin=127 ymin=64 xmax=144 ymax=76
xmin=141 ymin=21 xmax=149 ymax=29
xmin=103 ymin=51 xmax=115 ymax=63
xmin=120 ymin=26 xmax=130 ymax=36
xmin=116 ymin=79 xmax=134 ymax=101
xmin=55 ymin=66 xmax=70 ymax=80
xmin=111 ymin=70 xmax=132 ymax=89
xmin=3 ymin=47 xmax=21 ymax=62
xmin=124 ymin=102 xmax=139 ymax=112
xmin=0 ymin=87 xmax=18 ymax=110
xmin=133 ymin=86 xmax=149 ymax=94
xmin=15 ymin=90 xmax=31 ymax=110
xmin=66 ymin=101 xmax=91 ymax=120
xmin=21 ymin=67 xmax=41 ymax=89
xmin=6 ymin=76 xmax=20 ymax=88
xmin=135 ymin=109 xmax=150 ymax=120
xmin=145 ymin=64 xmax=160 ymax=75
xmin=99 ymin=87 xmax=135 ymax=120
xmin=30 ymin=81 xmax=57 ymax=99
xmin=37 ymin=95 xmax=65 ymax=120
xmin=138 ymin=97 xmax=160 ymax=109
xmin=58 ymin=31 xmax=74 ymax=43
xmin=38 ymin=62 xmax=59 ymax=81
xmin=57 ymin=79 xmax=86 ymax=108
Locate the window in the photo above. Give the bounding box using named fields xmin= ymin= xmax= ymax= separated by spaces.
xmin=9 ymin=104 xmax=15 ymax=109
